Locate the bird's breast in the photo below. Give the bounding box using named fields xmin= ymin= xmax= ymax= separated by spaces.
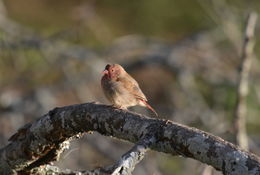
xmin=102 ymin=79 xmax=138 ymax=107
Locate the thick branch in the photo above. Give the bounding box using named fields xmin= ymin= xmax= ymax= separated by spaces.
xmin=0 ymin=103 xmax=260 ymax=175
xmin=234 ymin=12 xmax=258 ymax=150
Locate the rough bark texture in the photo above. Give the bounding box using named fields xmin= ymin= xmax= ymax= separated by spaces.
xmin=0 ymin=103 xmax=260 ymax=175
xmin=30 ymin=135 xmax=153 ymax=175
xmin=28 ymin=165 xmax=102 ymax=175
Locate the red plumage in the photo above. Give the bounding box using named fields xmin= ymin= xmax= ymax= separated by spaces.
xmin=101 ymin=64 xmax=158 ymax=117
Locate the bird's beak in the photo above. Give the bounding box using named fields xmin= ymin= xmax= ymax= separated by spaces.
xmin=102 ymin=70 xmax=109 ymax=75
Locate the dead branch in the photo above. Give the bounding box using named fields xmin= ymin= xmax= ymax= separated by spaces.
xmin=30 ymin=135 xmax=153 ymax=175
xmin=108 ymin=135 xmax=155 ymax=175
xmin=234 ymin=12 xmax=258 ymax=150
xmin=0 ymin=103 xmax=259 ymax=175
xmin=29 ymin=165 xmax=102 ymax=175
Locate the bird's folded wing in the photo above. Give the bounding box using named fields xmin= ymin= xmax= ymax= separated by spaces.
xmin=119 ymin=75 xmax=147 ymax=101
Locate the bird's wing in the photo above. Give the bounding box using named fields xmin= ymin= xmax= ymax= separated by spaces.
xmin=118 ymin=74 xmax=147 ymax=101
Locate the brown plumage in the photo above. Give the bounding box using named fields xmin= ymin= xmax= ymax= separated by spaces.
xmin=101 ymin=64 xmax=158 ymax=117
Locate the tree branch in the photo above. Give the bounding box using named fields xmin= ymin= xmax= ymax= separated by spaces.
xmin=109 ymin=135 xmax=155 ymax=175
xmin=29 ymin=165 xmax=103 ymax=175
xmin=233 ymin=12 xmax=258 ymax=150
xmin=31 ymin=135 xmax=153 ymax=175
xmin=0 ymin=103 xmax=259 ymax=175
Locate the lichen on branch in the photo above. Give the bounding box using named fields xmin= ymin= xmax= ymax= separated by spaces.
xmin=0 ymin=102 xmax=259 ymax=175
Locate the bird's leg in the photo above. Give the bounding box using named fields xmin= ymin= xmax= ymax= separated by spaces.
xmin=165 ymin=119 xmax=172 ymax=124
xmin=110 ymin=104 xmax=127 ymax=110
xmin=110 ymin=104 xmax=118 ymax=108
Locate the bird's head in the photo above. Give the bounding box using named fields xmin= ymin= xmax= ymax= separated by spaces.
xmin=102 ymin=64 xmax=125 ymax=80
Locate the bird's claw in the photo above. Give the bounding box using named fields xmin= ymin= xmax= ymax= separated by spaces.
xmin=165 ymin=120 xmax=172 ymax=124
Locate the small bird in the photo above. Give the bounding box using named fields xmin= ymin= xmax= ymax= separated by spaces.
xmin=101 ymin=64 xmax=158 ymax=117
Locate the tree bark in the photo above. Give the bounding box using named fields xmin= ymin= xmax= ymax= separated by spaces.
xmin=0 ymin=102 xmax=259 ymax=175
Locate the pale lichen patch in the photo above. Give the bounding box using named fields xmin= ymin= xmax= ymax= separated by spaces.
xmin=187 ymin=135 xmax=210 ymax=161
xmin=93 ymin=123 xmax=98 ymax=130
xmin=30 ymin=115 xmax=54 ymax=138
xmin=163 ymin=128 xmax=173 ymax=139
xmin=60 ymin=113 xmax=66 ymax=129
xmin=224 ymin=150 xmax=248 ymax=174
xmin=105 ymin=123 xmax=112 ymax=133
xmin=70 ymin=116 xmax=79 ymax=129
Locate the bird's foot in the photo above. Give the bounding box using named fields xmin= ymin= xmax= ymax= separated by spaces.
xmin=87 ymin=131 xmax=94 ymax=134
xmin=110 ymin=104 xmax=118 ymax=108
xmin=110 ymin=104 xmax=127 ymax=111
xmin=165 ymin=120 xmax=172 ymax=124
xmin=110 ymin=104 xmax=121 ymax=109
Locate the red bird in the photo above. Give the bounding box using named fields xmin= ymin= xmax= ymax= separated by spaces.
xmin=101 ymin=64 xmax=158 ymax=117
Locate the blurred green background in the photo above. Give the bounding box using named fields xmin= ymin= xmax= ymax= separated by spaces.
xmin=0 ymin=0 xmax=260 ymax=174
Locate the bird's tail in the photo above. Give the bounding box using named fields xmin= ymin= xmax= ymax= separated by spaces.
xmin=139 ymin=99 xmax=158 ymax=117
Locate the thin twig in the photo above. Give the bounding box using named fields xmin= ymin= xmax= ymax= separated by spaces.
xmin=233 ymin=12 xmax=258 ymax=150
xmin=110 ymin=135 xmax=156 ymax=175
